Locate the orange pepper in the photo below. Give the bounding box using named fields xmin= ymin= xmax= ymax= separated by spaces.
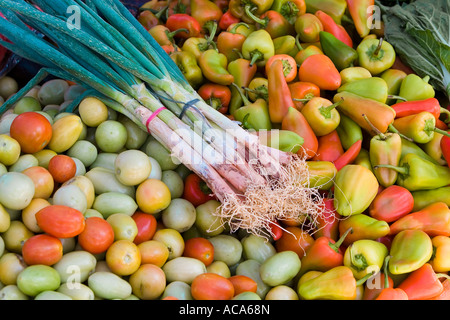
xmin=288 ymin=81 xmax=321 ymax=111
xmin=281 ymin=107 xmax=318 ymax=159
xmin=315 ymin=10 xmax=352 ymax=47
xmin=397 ymin=263 xmax=448 ymax=300
xmin=265 ymin=54 xmax=297 ymax=83
xmin=312 ymin=130 xmax=344 ymax=162
xmin=268 ymin=59 xmax=295 ymax=123
xmin=298 ymin=54 xmax=341 ymax=91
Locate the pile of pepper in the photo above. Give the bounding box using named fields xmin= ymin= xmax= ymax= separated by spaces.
xmin=137 ymin=0 xmax=450 ymax=300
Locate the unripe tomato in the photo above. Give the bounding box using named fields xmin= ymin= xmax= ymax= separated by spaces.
xmin=35 ymin=205 xmax=85 ymax=238
xmin=22 ymin=234 xmax=63 ymax=266
xmin=275 ymin=226 xmax=315 ymax=258
xmin=191 ymin=273 xmax=234 ymax=300
xmin=9 ymin=112 xmax=52 ymax=154
xmin=137 ymin=240 xmax=169 ymax=267
xmin=78 ymin=217 xmax=115 ymax=254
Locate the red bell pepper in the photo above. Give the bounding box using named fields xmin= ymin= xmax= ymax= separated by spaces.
xmin=165 ymin=13 xmax=202 ymax=39
xmin=389 ymin=202 xmax=450 ymax=237
xmin=314 ymin=197 xmax=341 ymax=241
xmin=269 ymin=220 xmax=284 ymax=241
xmin=397 ymin=263 xmax=448 ymax=300
xmin=182 ymin=173 xmax=216 ymax=207
xmin=368 ymin=185 xmax=414 ymax=223
xmin=312 ymin=130 xmax=345 ymax=162
xmin=333 ymin=139 xmax=362 ymax=171
xmin=288 ymin=81 xmax=321 ymax=111
xmin=197 ymin=83 xmax=232 ymax=114
xmin=299 ymin=227 xmax=353 ymax=275
xmin=314 ymin=10 xmax=352 ymax=47
xmin=441 ymin=132 xmax=450 ymax=168
xmin=190 ymin=0 xmax=223 ymax=28
xmin=219 ymin=10 xmax=241 ymax=30
xmin=430 ymin=279 xmax=450 ymax=300
xmin=391 ymin=98 xmax=450 ymax=123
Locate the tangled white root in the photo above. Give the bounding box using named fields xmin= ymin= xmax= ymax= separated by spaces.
xmin=213 ymin=154 xmax=337 ymax=240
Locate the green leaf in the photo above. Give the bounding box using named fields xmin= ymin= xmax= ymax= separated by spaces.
xmin=380 ymin=0 xmax=450 ymax=99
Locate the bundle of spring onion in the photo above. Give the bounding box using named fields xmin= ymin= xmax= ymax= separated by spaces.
xmin=0 ymin=0 xmax=326 ymax=238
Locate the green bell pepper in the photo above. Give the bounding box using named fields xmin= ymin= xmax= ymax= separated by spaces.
xmin=356 ymin=38 xmax=396 ymax=75
xmin=337 ymin=77 xmax=388 ymax=104
xmin=242 ymin=29 xmax=275 ymax=67
xmin=374 ymin=153 xmax=450 ymax=192
xmin=343 ymin=239 xmax=389 ymax=279
xmin=389 ymin=229 xmax=433 ymax=275
xmin=170 ymin=51 xmax=204 ymax=88
xmin=398 ymin=74 xmax=435 ymax=102
xmin=319 ymin=31 xmax=358 ymax=71
xmin=336 ymin=113 xmax=363 ymax=150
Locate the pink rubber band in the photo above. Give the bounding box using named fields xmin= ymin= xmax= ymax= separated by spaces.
xmin=146 ymin=107 xmax=167 ymax=133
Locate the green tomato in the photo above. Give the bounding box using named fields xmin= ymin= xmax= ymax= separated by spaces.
xmin=95 ymin=120 xmax=128 ymax=153
xmin=145 ymin=139 xmax=179 ymax=171
xmin=161 ymin=170 xmax=184 ymax=199
xmin=17 ymin=265 xmax=61 ymax=297
xmin=0 ymin=172 xmax=35 ymax=210
xmin=161 ymin=198 xmax=196 ymax=233
xmin=161 ymin=281 xmax=193 ymax=300
xmin=114 ymin=149 xmax=152 ymax=186
xmin=38 ymin=79 xmax=69 ymax=106
xmin=67 ymin=140 xmax=98 ymax=167
xmin=259 ymin=251 xmax=301 ymax=287
xmin=13 ymin=97 xmax=41 ymax=114
xmin=209 ymin=234 xmax=243 ymax=267
xmin=195 ymin=200 xmax=224 ymax=237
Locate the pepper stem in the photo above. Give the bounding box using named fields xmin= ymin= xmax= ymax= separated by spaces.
xmin=249 ymin=50 xmax=264 ymax=67
xmin=383 ymin=255 xmax=391 ymax=289
xmin=387 ymin=94 xmax=408 ymax=101
xmin=203 ymin=20 xmax=218 ymax=42
xmin=362 ymin=114 xmax=386 ymax=140
xmin=231 ymin=82 xmax=251 ymax=106
xmin=440 ymin=107 xmax=450 ymax=123
xmin=373 ymin=163 xmax=409 ymax=175
xmin=355 ymin=271 xmax=377 ymax=287
xmin=436 ymin=273 xmax=450 ymax=281
xmin=373 ymin=37 xmax=383 ymax=57
xmin=388 ymin=124 xmax=414 ymax=142
xmin=229 ymin=22 xmax=250 ymax=34
xmin=434 ymin=127 xmax=450 ymax=139
xmin=295 ymin=33 xmax=303 ymax=51
xmin=319 ymin=98 xmax=343 ymax=119
xmin=328 ymin=227 xmax=352 ymax=253
xmin=165 ymin=28 xmax=189 ymax=42
xmin=244 ymin=5 xmax=269 ymax=27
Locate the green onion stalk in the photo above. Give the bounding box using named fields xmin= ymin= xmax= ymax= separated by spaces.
xmin=0 ymin=0 xmax=325 ymax=238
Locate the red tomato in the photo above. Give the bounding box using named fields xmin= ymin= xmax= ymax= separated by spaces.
xmin=21 ymin=234 xmax=63 ymax=266
xmin=47 ymin=154 xmax=77 ymax=183
xmin=78 ymin=217 xmax=114 ymax=254
xmin=131 ymin=211 xmax=157 ymax=245
xmin=183 ymin=237 xmax=214 ymax=266
xmin=35 ymin=205 xmax=85 ymax=238
xmin=191 ymin=273 xmax=234 ymax=300
xmin=275 ymin=226 xmax=315 ymax=258
xmin=9 ymin=112 xmax=52 ymax=154
xmin=228 ymin=275 xmax=258 ymax=296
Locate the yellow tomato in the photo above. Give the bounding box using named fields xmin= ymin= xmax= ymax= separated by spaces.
xmin=22 ymin=166 xmax=54 ymax=199
xmin=0 ymin=134 xmax=20 ymax=166
xmin=105 ymin=239 xmax=141 ymax=276
xmin=114 ymin=150 xmax=152 ymax=186
xmin=33 ymin=149 xmax=57 ymax=169
xmin=106 ymin=213 xmax=138 ymax=242
xmin=48 ymin=115 xmax=83 ymax=153
xmin=137 ymin=240 xmax=170 ymax=267
xmin=62 ymin=175 xmax=96 ymax=209
xmin=21 ymin=198 xmax=50 ymax=233
xmin=136 ymin=179 xmax=171 ymax=214
xmin=78 ymin=97 xmax=109 ymax=127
